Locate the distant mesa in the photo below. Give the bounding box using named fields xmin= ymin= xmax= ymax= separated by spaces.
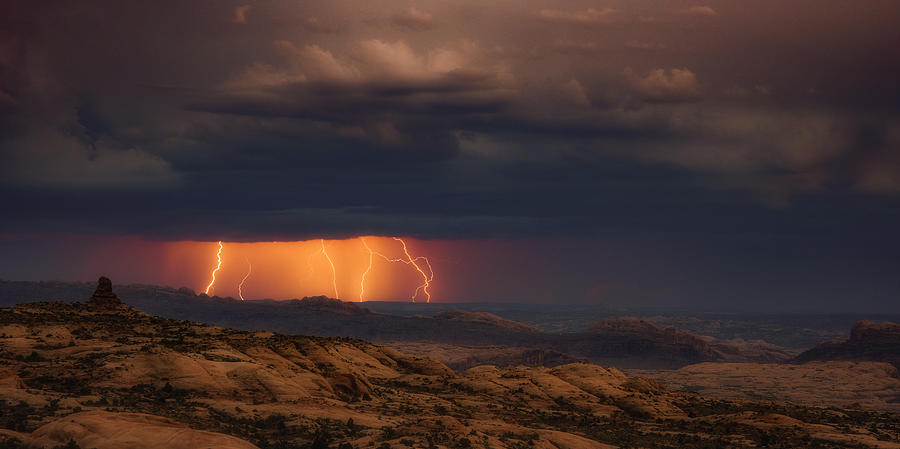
xmin=286 ymin=295 xmax=371 ymax=315
xmin=850 ymin=320 xmax=900 ymax=343
xmin=589 ymin=317 xmax=663 ymax=335
xmin=589 ymin=317 xmax=714 ymax=351
xmin=587 ymin=317 xmax=719 ymax=362
xmin=794 ymin=320 xmax=900 ymax=369
xmin=88 ymin=276 xmax=124 ymax=308
xmin=586 ymin=318 xmax=797 ymax=364
xmin=434 ymin=309 xmax=540 ymax=333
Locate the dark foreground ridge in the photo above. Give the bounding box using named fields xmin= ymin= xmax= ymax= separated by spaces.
xmin=1 ymin=278 xmax=898 ymax=448
xmin=0 ymin=279 xmax=810 ymax=370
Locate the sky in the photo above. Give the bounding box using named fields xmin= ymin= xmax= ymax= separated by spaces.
xmin=1 ymin=1 xmax=899 ymax=311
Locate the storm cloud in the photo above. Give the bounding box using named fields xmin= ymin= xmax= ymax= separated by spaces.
xmin=1 ymin=0 xmax=899 ymax=241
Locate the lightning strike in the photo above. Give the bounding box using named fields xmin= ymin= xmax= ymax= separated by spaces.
xmin=320 ymin=239 xmax=339 ymax=299
xmin=392 ymin=237 xmax=434 ymax=303
xmin=238 ymin=258 xmax=252 ymax=300
xmin=196 ymin=237 xmax=433 ymax=302
xmin=203 ymin=241 xmax=223 ymax=295
xmin=359 ymin=238 xmax=374 ymax=302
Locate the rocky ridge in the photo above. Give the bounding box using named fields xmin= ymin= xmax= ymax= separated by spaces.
xmin=433 ymin=309 xmax=540 ymax=333
xmin=0 ymin=279 xmax=803 ymax=369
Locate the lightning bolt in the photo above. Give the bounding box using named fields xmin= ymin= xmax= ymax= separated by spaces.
xmin=238 ymin=258 xmax=252 ymax=300
xmin=361 ymin=238 xmax=435 ymax=302
xmin=320 ymin=239 xmax=339 ymax=299
xmin=197 ymin=237 xmax=433 ymax=302
xmin=204 ymin=241 xmax=223 ymax=295
xmin=393 ymin=237 xmax=434 ymax=303
xmin=359 ymin=238 xmax=374 ymax=302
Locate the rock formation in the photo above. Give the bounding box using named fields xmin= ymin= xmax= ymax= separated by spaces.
xmin=850 ymin=320 xmax=900 ymax=344
xmin=88 ymin=276 xmax=124 ymax=308
xmin=794 ymin=320 xmax=900 ymax=369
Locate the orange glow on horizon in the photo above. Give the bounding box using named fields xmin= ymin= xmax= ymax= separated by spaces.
xmin=182 ymin=237 xmax=436 ymax=302
xmin=203 ymin=241 xmax=223 ymax=295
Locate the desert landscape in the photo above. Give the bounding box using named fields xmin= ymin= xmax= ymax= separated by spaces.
xmin=0 ymin=279 xmax=898 ymax=449
xmin=3 ymin=0 xmax=900 ymax=447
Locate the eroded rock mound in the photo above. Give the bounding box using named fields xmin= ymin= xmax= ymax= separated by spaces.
xmin=28 ymin=411 xmax=259 ymax=449
xmin=639 ymin=361 xmax=900 ymax=413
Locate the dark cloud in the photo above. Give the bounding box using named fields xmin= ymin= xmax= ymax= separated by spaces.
xmin=624 ymin=67 xmax=701 ymax=102
xmin=1 ymin=0 xmax=899 ymax=245
xmin=230 ymin=5 xmax=251 ymax=25
xmin=537 ymin=8 xmax=618 ymax=25
xmin=681 ymin=6 xmax=717 ymax=17
xmin=389 ymin=8 xmax=436 ymax=31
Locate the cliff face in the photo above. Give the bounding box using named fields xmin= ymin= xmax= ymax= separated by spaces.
xmin=794 ymin=321 xmax=900 ymax=370
xmin=850 ymin=320 xmax=900 ymax=344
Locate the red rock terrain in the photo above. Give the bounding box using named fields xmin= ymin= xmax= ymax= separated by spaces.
xmin=1 ymin=279 xmax=898 ymax=448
